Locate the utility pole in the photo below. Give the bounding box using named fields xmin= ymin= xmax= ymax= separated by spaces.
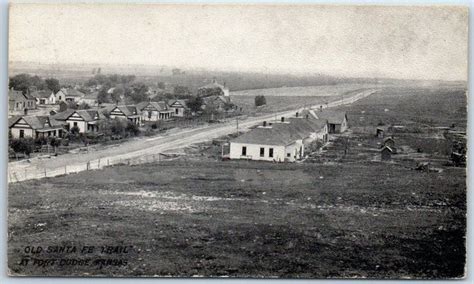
xmin=236 ymin=117 xmax=239 ymax=134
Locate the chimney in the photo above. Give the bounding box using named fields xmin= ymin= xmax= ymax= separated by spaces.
xmin=281 ymin=117 xmax=285 ymax=122
xmin=263 ymin=121 xmax=267 ymax=127
xmin=296 ymin=112 xmax=299 ymax=117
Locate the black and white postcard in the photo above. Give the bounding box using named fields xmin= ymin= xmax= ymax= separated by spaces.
xmin=7 ymin=3 xmax=468 ymax=279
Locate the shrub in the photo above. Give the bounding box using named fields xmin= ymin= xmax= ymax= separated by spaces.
xmin=255 ymin=95 xmax=266 ymax=107
xmin=10 ymin=138 xmax=35 ymax=157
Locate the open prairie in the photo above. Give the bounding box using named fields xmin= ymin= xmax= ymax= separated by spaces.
xmin=8 ymin=85 xmax=467 ymax=278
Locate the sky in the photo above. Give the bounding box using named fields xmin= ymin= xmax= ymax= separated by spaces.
xmin=8 ymin=4 xmax=468 ymax=81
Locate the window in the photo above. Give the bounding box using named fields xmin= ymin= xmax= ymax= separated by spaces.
xmin=269 ymin=148 xmax=274 ymax=158
xmin=19 ymin=130 xmax=24 ymax=138
xmin=73 ymin=122 xmax=78 ymax=127
xmin=260 ymin=147 xmax=265 ymax=157
xmin=175 ymin=108 xmax=179 ymax=114
xmin=241 ymin=146 xmax=247 ymax=156
xmin=287 ymin=153 xmax=291 ymax=157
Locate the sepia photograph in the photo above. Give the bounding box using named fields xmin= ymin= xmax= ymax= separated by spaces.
xmin=6 ymin=3 xmax=468 ymax=279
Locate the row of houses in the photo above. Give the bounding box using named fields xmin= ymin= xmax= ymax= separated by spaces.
xmin=228 ymin=109 xmax=348 ymax=162
xmin=9 ymin=100 xmax=191 ymax=139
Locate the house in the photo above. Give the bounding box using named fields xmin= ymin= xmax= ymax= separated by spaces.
xmin=54 ymin=88 xmax=68 ymax=102
xmin=202 ymin=95 xmax=233 ymax=112
xmin=9 ymin=89 xmax=37 ymax=113
xmin=137 ymin=101 xmax=174 ymax=121
xmin=169 ymin=99 xmax=189 ymax=117
xmin=229 ymin=121 xmax=305 ymax=162
xmin=198 ymin=79 xmax=230 ymax=97
xmin=52 ymin=109 xmax=104 ymax=133
xmin=313 ymin=110 xmax=348 ymax=133
xmin=64 ymin=89 xmax=86 ymax=103
xmin=105 ymin=105 xmax=142 ymax=125
xmin=78 ymin=92 xmax=98 ymax=106
xmin=287 ymin=116 xmax=329 ymax=144
xmin=381 ymin=146 xmax=394 ymax=161
xmin=30 ymin=90 xmax=56 ymax=105
xmin=9 ymin=115 xmax=65 ymax=139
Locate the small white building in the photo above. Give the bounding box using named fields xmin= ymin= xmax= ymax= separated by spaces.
xmin=229 ymin=121 xmax=304 ymax=162
xmin=312 ymin=110 xmax=348 ymax=134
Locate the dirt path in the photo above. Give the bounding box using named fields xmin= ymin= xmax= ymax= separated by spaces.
xmin=8 ymin=88 xmax=377 ymax=182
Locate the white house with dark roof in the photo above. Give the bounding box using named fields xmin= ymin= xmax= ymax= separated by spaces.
xmin=52 ymin=109 xmax=103 ymax=133
xmin=137 ymin=101 xmax=174 ymax=121
xmin=106 ymin=105 xmax=142 ymax=125
xmin=9 ymin=115 xmax=65 ymax=139
xmin=312 ymin=110 xmax=348 ymax=133
xmin=30 ymin=90 xmax=56 ymax=105
xmin=228 ymin=114 xmax=329 ymax=162
xmin=169 ymin=99 xmax=189 ymax=117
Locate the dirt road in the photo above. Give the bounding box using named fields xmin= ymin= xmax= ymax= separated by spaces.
xmin=8 ymin=88 xmax=377 ymax=182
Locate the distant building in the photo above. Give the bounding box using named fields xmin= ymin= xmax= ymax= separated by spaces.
xmin=201 ymin=95 xmax=233 ymax=112
xmin=30 ymin=90 xmax=56 ymax=105
xmin=64 ymin=89 xmax=86 ymax=103
xmin=198 ymin=79 xmax=230 ymax=97
xmin=9 ymin=89 xmax=36 ymax=113
xmin=137 ymin=101 xmax=174 ymax=121
xmin=313 ymin=110 xmax=348 ymax=134
xmin=78 ymin=92 xmax=98 ymax=106
xmin=169 ymin=99 xmax=189 ymax=117
xmin=382 ymin=137 xmax=396 ymax=153
xmin=54 ymin=88 xmax=68 ymax=102
xmin=376 ymin=127 xmax=385 ymax=138
xmin=9 ymin=115 xmax=65 ymax=139
xmin=381 ymin=146 xmax=394 ymax=161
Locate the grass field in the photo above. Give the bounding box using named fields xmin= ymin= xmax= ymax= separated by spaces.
xmin=8 ymin=84 xmax=467 ymax=278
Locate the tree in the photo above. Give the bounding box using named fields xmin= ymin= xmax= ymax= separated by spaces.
xmin=97 ymin=87 xmax=110 ymax=104
xmin=187 ymin=96 xmax=203 ymax=113
xmin=45 ymin=78 xmax=61 ymax=93
xmin=129 ymin=83 xmax=148 ymax=103
xmin=9 ymin=74 xmax=46 ymax=94
xmin=157 ymin=82 xmax=166 ymax=89
xmin=59 ymin=101 xmax=68 ymax=112
xmin=77 ymin=102 xmax=90 ymax=110
xmin=111 ymin=86 xmax=125 ymax=104
xmin=173 ymin=85 xmax=190 ymax=97
xmin=255 ymin=95 xmax=266 ymax=107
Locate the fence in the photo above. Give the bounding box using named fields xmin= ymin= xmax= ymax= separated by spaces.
xmin=7 ymin=152 xmax=171 ymax=184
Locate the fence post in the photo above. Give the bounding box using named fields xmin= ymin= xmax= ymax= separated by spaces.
xmin=98 ymin=159 xmax=101 ymax=168
xmin=65 ymin=165 xmax=67 ymax=174
xmin=107 ymin=159 xmax=110 ymax=166
xmin=87 ymin=161 xmax=90 ymax=170
xmin=44 ymin=168 xmax=47 ymax=177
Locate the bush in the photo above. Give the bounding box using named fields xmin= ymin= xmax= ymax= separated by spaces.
xmin=255 ymin=95 xmax=266 ymax=107
xmin=10 ymin=138 xmax=35 ymax=157
xmin=126 ymin=122 xmax=140 ymax=136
